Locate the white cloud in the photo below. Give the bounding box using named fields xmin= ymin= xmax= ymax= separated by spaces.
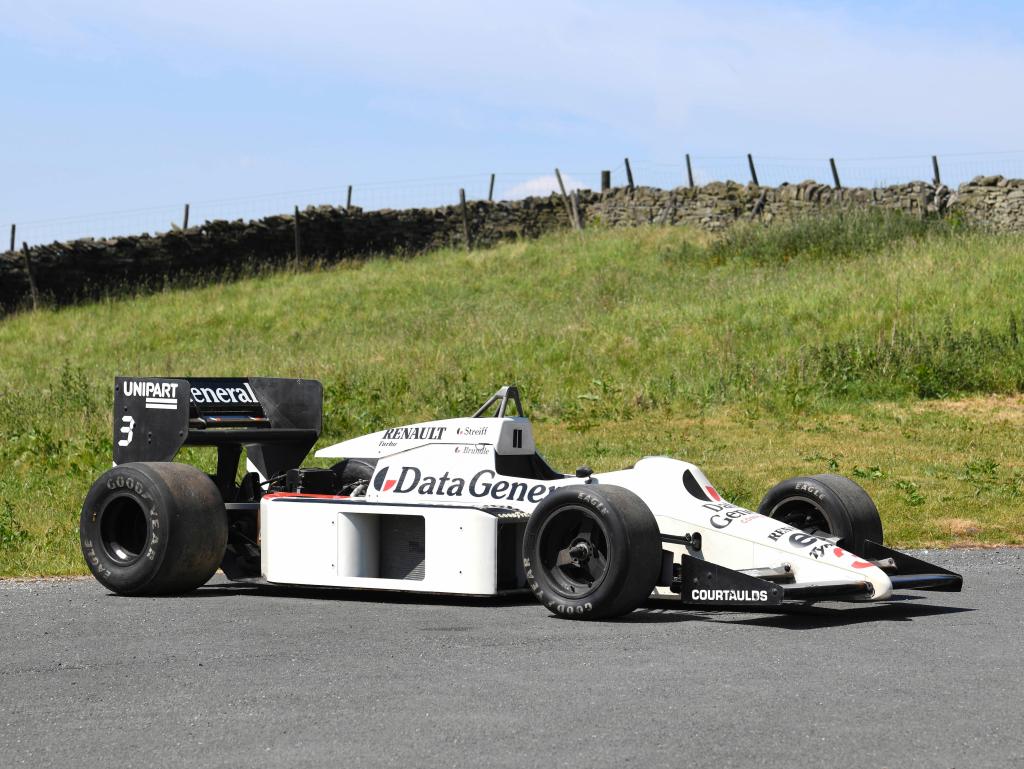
xmin=501 ymin=173 xmax=586 ymax=201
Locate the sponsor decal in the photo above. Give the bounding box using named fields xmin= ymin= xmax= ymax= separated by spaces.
xmin=765 ymin=530 xmax=843 ymax=561
xmin=788 ymin=532 xmax=819 ymax=548
xmin=123 ymin=380 xmax=178 ymax=399
xmin=524 ymin=556 xmax=591 ymax=615
xmin=381 ymin=426 xmax=447 ymax=441
xmin=690 ymin=588 xmax=770 ymax=602
xmin=705 ymin=502 xmax=755 ymax=529
xmin=809 ymin=542 xmax=830 ymax=559
xmin=705 ymin=485 xmax=721 ymax=502
xmin=788 ymin=531 xmax=836 ymax=560
xmin=372 ymin=470 xmax=397 ymax=492
xmin=456 ymin=426 xmax=488 ymax=437
xmin=190 ymin=382 xmax=259 ymax=406
xmin=768 ymin=526 xmax=869 ymax=565
xmin=454 ymin=445 xmax=489 ymax=455
xmin=795 ymin=481 xmax=825 ymax=500
xmin=554 ymin=603 xmax=592 ymax=615
xmin=787 ymin=531 xmax=845 ymax=560
xmin=81 ymin=538 xmax=112 ymax=579
xmin=105 ymin=474 xmax=149 ymax=495
xmin=768 ymin=526 xmax=856 ymax=562
xmin=372 ymin=465 xmax=555 ymax=503
xmin=123 ymin=380 xmax=181 ymax=410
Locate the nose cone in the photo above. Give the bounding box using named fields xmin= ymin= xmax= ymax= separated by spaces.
xmin=861 ymin=563 xmax=893 ymax=600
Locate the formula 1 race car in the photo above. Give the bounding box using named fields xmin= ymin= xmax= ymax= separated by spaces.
xmin=80 ymin=377 xmax=962 ymax=619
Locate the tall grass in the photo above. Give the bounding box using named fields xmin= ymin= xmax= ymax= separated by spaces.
xmin=809 ymin=316 xmax=1024 ymax=399
xmin=705 ymin=208 xmax=959 ymax=264
xmin=1 ymin=212 xmax=1023 ymax=574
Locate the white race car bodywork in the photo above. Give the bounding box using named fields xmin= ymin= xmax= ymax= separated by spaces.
xmin=84 ymin=376 xmax=961 ymax=611
xmin=258 ymin=414 xmax=893 ymax=600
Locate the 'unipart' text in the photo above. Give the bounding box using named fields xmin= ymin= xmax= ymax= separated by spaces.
xmin=123 ymin=381 xmax=179 ymax=398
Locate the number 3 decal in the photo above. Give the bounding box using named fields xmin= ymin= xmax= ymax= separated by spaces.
xmin=118 ymin=415 xmax=135 ymax=447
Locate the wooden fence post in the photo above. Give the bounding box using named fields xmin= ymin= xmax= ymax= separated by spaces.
xmin=21 ymin=243 xmax=39 ymax=311
xmin=182 ymin=203 xmax=190 ymax=229
xmin=600 ymin=170 xmax=611 ymax=192
xmin=570 ymin=190 xmax=584 ymax=231
xmin=829 ymin=158 xmax=842 ymax=189
xmin=293 ymin=206 xmax=302 ymax=261
xmin=554 ymin=168 xmax=577 ymax=229
xmin=459 ymin=188 xmax=471 ymax=251
xmin=747 ymin=153 xmax=759 ymax=186
xmin=932 ymin=155 xmax=941 ymax=186
xmin=346 ymin=185 xmax=353 ymax=211
xmin=750 ymin=190 xmax=767 ymax=221
xmin=624 ymin=158 xmax=635 ymax=190
xmin=488 ymin=174 xmax=495 ymax=202
xmin=685 ymin=154 xmax=695 ymax=189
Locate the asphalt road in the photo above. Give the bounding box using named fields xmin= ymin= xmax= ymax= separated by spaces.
xmin=1 ymin=548 xmax=1021 ymax=769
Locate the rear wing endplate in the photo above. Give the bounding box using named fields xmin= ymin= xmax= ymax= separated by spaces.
xmin=113 ymin=376 xmax=322 ymax=481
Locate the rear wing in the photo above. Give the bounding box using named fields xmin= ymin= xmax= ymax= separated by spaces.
xmin=113 ymin=376 xmax=322 ymax=486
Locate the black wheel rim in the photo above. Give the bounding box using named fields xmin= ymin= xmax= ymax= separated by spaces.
xmin=768 ymin=496 xmax=832 ymax=538
xmin=99 ymin=495 xmax=148 ymax=565
xmin=537 ymin=505 xmax=611 ymax=599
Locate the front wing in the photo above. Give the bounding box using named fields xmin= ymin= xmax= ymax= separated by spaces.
xmin=672 ymin=540 xmax=962 ymax=606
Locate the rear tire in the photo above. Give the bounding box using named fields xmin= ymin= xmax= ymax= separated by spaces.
xmin=757 ymin=473 xmax=883 ymax=553
xmin=80 ymin=462 xmax=228 ymax=595
xmin=523 ymin=485 xmax=661 ymax=619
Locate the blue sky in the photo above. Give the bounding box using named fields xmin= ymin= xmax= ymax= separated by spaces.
xmin=3 ymin=1 xmax=1024 ymax=242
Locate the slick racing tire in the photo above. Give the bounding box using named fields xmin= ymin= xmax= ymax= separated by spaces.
xmin=80 ymin=462 xmax=228 ymax=596
xmin=523 ymin=484 xmax=661 ymax=620
xmin=757 ymin=473 xmax=883 ymax=553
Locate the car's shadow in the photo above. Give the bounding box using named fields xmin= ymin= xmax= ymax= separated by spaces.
xmin=177 ymin=581 xmax=540 ymax=609
xmin=165 ymin=580 xmax=973 ymax=628
xmin=611 ymin=595 xmax=974 ymax=628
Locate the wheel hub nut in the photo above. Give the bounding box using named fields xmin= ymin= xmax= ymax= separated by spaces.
xmin=568 ymin=542 xmax=592 ymax=562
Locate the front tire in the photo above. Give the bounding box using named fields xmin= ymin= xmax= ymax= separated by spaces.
xmin=523 ymin=485 xmax=661 ymax=619
xmin=80 ymin=462 xmax=228 ymax=595
xmin=757 ymin=473 xmax=883 ymax=553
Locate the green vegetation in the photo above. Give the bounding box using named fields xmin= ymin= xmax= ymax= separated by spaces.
xmin=705 ymin=207 xmax=959 ymax=265
xmin=2 ymin=212 xmax=1023 ymax=575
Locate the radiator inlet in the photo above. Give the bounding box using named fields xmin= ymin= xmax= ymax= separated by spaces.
xmin=379 ymin=515 xmax=425 ymax=580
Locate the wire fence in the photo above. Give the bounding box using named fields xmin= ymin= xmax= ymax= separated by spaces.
xmin=632 ymin=152 xmax=1024 ymax=191
xmin=7 ymin=152 xmax=1024 ymax=249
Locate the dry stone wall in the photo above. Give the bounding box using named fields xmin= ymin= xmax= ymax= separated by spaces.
xmin=2 ymin=175 xmax=1022 ymax=314
xmin=583 ymin=180 xmax=954 ymax=229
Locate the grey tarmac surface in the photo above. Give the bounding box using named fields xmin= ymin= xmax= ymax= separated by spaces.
xmin=1 ymin=548 xmax=1022 ymax=769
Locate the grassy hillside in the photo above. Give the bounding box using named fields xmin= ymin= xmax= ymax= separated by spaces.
xmin=2 ymin=212 xmax=1023 ymax=575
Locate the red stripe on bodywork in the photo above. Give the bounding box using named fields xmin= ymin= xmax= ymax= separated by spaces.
xmin=383 ymin=479 xmax=396 ymax=492
xmin=263 ymin=492 xmax=351 ymax=500
xmin=705 ymin=486 xmax=721 ymax=502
